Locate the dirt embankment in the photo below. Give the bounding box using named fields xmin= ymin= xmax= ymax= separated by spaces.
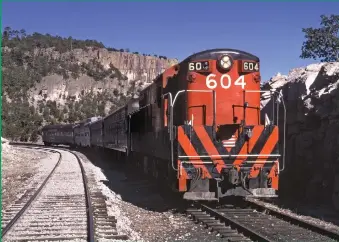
xmin=1 ymin=138 xmax=49 ymax=211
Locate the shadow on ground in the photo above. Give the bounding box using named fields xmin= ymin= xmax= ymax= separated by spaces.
xmin=75 ymin=148 xmax=186 ymax=213
xmin=77 ymin=146 xmax=339 ymax=227
xmin=23 ymin=141 xmax=335 ymax=229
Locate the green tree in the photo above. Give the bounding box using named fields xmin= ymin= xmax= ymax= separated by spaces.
xmin=30 ymin=130 xmax=39 ymax=142
xmin=43 ymin=107 xmax=50 ymax=120
xmin=1 ymin=27 xmax=158 ymax=140
xmin=300 ymin=14 xmax=339 ymax=62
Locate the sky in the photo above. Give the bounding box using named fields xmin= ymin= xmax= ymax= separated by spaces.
xmin=2 ymin=1 xmax=339 ymax=81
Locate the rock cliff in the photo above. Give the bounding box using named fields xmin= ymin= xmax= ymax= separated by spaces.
xmin=1 ymin=29 xmax=178 ymax=141
xmin=26 ymin=47 xmax=178 ymax=113
xmin=3 ymin=46 xmax=177 ymax=110
xmin=261 ymin=62 xmax=339 ymax=210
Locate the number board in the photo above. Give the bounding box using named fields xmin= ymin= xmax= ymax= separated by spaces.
xmin=188 ymin=61 xmax=210 ymax=72
xmin=240 ymin=60 xmax=259 ymax=73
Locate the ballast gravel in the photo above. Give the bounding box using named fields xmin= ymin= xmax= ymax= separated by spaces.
xmin=6 ymin=144 xmax=337 ymax=241
xmin=75 ymin=151 xmax=226 ymax=241
xmin=1 ymin=144 xmax=55 ymax=212
xmin=3 ymin=149 xmax=88 ymax=241
xmin=246 ymin=197 xmax=339 ymax=234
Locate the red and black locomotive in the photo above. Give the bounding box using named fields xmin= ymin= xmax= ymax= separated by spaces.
xmin=42 ymin=48 xmax=286 ymax=201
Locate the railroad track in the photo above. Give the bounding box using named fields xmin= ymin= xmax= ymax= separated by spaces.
xmin=8 ymin=143 xmax=339 ymax=241
xmin=1 ymin=147 xmax=60 ymax=229
xmin=3 ymin=144 xmax=129 ymax=241
xmin=186 ymin=201 xmax=339 ymax=242
xmin=2 ymin=146 xmax=95 ymax=241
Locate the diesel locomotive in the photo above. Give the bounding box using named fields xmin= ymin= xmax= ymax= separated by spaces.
xmin=42 ymin=48 xmax=286 ymax=201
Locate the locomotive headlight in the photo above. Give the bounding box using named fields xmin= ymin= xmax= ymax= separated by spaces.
xmin=218 ymin=55 xmax=233 ymax=70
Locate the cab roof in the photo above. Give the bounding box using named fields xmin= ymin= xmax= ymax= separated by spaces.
xmin=182 ymin=48 xmax=259 ymax=63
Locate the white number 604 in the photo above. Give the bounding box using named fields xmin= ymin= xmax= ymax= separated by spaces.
xmin=206 ymin=74 xmax=246 ymax=89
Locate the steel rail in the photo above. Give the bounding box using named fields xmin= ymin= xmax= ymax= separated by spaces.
xmin=197 ymin=203 xmax=272 ymax=242
xmin=1 ymin=147 xmax=62 ymax=238
xmin=68 ymin=150 xmax=95 ymax=242
xmin=7 ymin=143 xmax=96 ymax=242
xmin=246 ymin=199 xmax=339 ymax=241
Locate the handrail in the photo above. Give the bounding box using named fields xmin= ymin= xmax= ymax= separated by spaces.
xmin=245 ymin=90 xmax=286 ymax=172
xmin=162 ymin=92 xmax=176 ymax=171
xmin=163 ymin=89 xmax=286 ymax=173
xmin=163 ymin=89 xmax=216 ymax=172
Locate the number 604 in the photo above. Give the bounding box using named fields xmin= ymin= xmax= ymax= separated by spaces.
xmin=206 ymin=74 xmax=246 ymax=89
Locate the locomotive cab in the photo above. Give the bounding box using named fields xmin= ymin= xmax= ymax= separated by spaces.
xmin=162 ymin=49 xmax=285 ymax=201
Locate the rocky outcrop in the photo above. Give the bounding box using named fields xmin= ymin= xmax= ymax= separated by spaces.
xmin=3 ymin=46 xmax=177 ymax=107
xmin=3 ymin=46 xmax=178 ymax=124
xmin=34 ymin=47 xmax=178 ymax=81
xmin=2 ymin=39 xmax=179 ymax=141
xmin=22 ymin=48 xmax=178 ymax=109
xmin=261 ymin=63 xmax=339 ymax=210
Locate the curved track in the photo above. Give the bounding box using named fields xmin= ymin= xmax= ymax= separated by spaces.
xmin=2 ymin=148 xmax=62 ymax=237
xmin=2 ymin=146 xmax=95 ymax=242
xmin=187 ymin=202 xmax=339 ymax=242
xmin=7 ymin=143 xmax=339 ymax=241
